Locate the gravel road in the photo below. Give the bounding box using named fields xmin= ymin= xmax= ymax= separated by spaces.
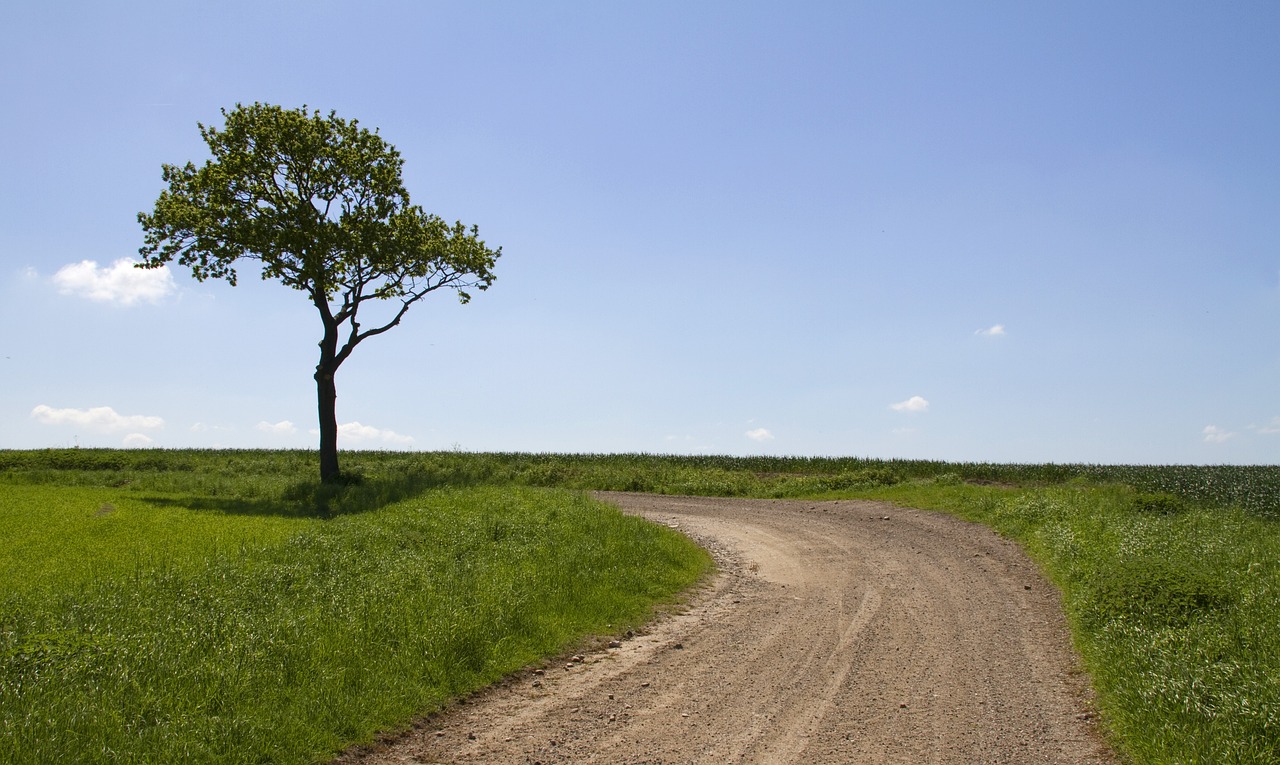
xmin=337 ymin=493 xmax=1119 ymax=764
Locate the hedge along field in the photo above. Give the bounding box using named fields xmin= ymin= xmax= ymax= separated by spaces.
xmin=0 ymin=453 xmax=711 ymax=764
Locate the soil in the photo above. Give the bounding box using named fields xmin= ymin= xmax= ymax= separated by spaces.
xmin=335 ymin=493 xmax=1120 ymax=764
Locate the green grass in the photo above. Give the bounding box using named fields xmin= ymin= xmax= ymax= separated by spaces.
xmin=3 ymin=448 xmax=1276 ymax=763
xmin=0 ymin=453 xmax=710 ymax=764
xmin=0 ymin=484 xmax=309 ymax=596
xmin=4 ymin=449 xmax=1275 ymax=515
xmin=844 ymin=479 xmax=1280 ymax=765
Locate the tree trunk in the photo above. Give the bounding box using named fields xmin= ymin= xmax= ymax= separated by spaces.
xmin=315 ymin=362 xmax=340 ymax=483
xmin=314 ymin=294 xmax=343 ymax=484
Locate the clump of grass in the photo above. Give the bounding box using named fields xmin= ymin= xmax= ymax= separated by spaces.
xmin=1082 ymin=555 xmax=1234 ymax=628
xmin=1129 ymin=491 xmax=1190 ymax=516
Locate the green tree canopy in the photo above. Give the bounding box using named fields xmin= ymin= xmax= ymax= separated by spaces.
xmin=139 ymin=103 xmax=501 ymax=482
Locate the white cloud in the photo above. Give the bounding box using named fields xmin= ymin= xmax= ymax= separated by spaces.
xmin=312 ymin=421 xmax=414 ymax=446
xmin=1252 ymin=417 xmax=1280 ymax=435
xmin=52 ymin=258 xmax=175 ymax=305
xmin=191 ymin=422 xmax=235 ymax=433
xmin=976 ymin=324 xmax=1006 ymax=337
xmin=122 ymin=433 xmax=154 ymax=448
xmin=256 ymin=420 xmax=297 ymax=435
xmin=890 ymin=396 xmax=930 ymax=413
xmin=1202 ymin=425 xmax=1236 ymax=444
xmin=745 ymin=427 xmax=774 ymax=442
xmin=31 ymin=404 xmax=164 ymax=432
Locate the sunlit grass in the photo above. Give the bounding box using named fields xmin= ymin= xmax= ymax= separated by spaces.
xmin=848 ymin=480 xmax=1280 ymax=765
xmin=3 ymin=448 xmax=1275 ymax=763
xmin=0 ymin=455 xmax=710 ymax=764
xmin=0 ymin=484 xmax=310 ymax=596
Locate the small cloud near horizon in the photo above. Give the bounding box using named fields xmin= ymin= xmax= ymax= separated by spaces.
xmin=1250 ymin=417 xmax=1280 ymax=435
xmin=191 ymin=422 xmax=235 ymax=433
xmin=976 ymin=324 xmax=1006 ymax=337
xmin=745 ymin=427 xmax=775 ymax=442
xmin=256 ymin=420 xmax=298 ymax=435
xmin=1202 ymin=425 xmax=1236 ymax=444
xmin=32 ymin=404 xmax=164 ymax=432
xmin=890 ymin=396 xmax=930 ymax=413
xmin=53 ymin=258 xmax=175 ymax=306
xmin=122 ymin=433 xmax=154 ymax=447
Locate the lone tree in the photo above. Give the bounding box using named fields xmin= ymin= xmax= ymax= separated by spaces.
xmin=138 ymin=103 xmax=500 ymax=483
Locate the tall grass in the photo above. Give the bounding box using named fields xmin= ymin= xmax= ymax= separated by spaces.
xmin=0 ymin=455 xmax=710 ymax=764
xmin=850 ymin=479 xmax=1280 ymax=765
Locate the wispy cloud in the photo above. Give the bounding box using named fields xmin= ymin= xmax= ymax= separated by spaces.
xmin=1251 ymin=417 xmax=1280 ymax=435
xmin=53 ymin=258 xmax=175 ymax=306
xmin=745 ymin=427 xmax=775 ymax=442
xmin=31 ymin=404 xmax=164 ymax=432
xmin=308 ymin=421 xmax=414 ymax=446
xmin=255 ymin=420 xmax=297 ymax=435
xmin=975 ymin=324 xmax=1006 ymax=337
xmin=1202 ymin=425 xmax=1236 ymax=444
xmin=191 ymin=422 xmax=235 ymax=433
xmin=889 ymin=396 xmax=930 ymax=413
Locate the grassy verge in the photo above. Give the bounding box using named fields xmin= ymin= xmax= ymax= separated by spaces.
xmin=0 ymin=454 xmax=710 ymax=764
xmin=845 ymin=479 xmax=1280 ymax=764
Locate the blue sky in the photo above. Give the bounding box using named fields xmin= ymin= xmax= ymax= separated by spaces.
xmin=2 ymin=1 xmax=1277 ymax=464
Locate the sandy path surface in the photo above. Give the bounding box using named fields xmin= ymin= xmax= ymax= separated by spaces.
xmin=338 ymin=493 xmax=1119 ymax=764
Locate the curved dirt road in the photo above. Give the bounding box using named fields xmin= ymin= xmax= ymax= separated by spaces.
xmin=340 ymin=494 xmax=1119 ymax=764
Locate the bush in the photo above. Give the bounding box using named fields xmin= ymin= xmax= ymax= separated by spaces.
xmin=1130 ymin=492 xmax=1189 ymax=516
xmin=1083 ymin=556 xmax=1234 ymax=628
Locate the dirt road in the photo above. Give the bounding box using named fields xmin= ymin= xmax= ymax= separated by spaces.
xmin=340 ymin=494 xmax=1119 ymax=764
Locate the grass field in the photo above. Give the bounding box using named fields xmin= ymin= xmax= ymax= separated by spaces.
xmin=0 ymin=451 xmax=710 ymax=764
xmin=2 ymin=448 xmax=1276 ymax=764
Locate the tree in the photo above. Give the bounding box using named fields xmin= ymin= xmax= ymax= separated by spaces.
xmin=138 ymin=103 xmax=500 ymax=483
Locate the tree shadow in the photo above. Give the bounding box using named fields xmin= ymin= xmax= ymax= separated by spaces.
xmin=139 ymin=470 xmax=458 ymax=519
